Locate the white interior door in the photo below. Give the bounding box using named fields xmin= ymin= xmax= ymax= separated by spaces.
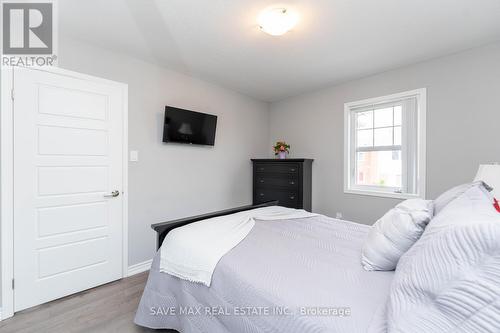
xmin=13 ymin=67 xmax=127 ymax=311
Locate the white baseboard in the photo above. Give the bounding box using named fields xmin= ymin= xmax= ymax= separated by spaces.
xmin=0 ymin=308 xmax=2 ymax=320
xmin=127 ymin=259 xmax=153 ymax=277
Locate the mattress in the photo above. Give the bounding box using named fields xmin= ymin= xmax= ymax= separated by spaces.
xmin=135 ymin=215 xmax=394 ymax=332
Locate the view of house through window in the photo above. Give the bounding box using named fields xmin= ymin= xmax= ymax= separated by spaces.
xmin=345 ymin=89 xmax=426 ymax=198
xmin=355 ymin=105 xmax=402 ymax=188
xmin=356 ymin=151 xmax=402 ymax=187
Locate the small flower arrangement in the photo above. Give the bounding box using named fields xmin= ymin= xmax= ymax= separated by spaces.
xmin=273 ymin=141 xmax=290 ymax=159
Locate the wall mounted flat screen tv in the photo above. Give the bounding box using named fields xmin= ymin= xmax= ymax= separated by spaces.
xmin=163 ymin=106 xmax=217 ymax=146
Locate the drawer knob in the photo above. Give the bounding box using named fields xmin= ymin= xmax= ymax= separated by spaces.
xmin=259 ymin=167 xmax=265 ymax=171
xmin=260 ymin=180 xmax=264 ymax=183
xmin=259 ymin=193 xmax=264 ymax=196
xmin=289 ymin=181 xmax=295 ymax=185
xmin=290 ymin=196 xmax=295 ymax=200
xmin=290 ymin=168 xmax=296 ymax=172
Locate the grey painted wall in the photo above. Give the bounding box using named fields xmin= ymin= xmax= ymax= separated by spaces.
xmin=58 ymin=38 xmax=270 ymax=266
xmin=269 ymin=42 xmax=500 ymax=224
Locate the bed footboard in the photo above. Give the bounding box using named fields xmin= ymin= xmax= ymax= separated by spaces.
xmin=151 ymin=200 xmax=279 ymax=249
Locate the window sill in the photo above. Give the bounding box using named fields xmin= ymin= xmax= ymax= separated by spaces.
xmin=344 ymin=188 xmax=423 ymax=200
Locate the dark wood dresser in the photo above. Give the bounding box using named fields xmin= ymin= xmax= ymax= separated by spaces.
xmin=251 ymin=159 xmax=313 ymax=211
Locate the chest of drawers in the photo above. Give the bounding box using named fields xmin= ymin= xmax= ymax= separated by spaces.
xmin=251 ymin=159 xmax=313 ymax=211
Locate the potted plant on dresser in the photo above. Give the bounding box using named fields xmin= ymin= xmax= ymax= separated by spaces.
xmin=273 ymin=141 xmax=290 ymax=159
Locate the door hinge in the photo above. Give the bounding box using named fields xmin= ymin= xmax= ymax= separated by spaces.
xmin=11 ymin=88 xmax=15 ymax=101
xmin=12 ymin=278 xmax=14 ymax=289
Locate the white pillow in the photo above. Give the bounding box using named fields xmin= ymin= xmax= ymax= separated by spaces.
xmin=361 ymin=199 xmax=434 ymax=271
xmin=386 ymin=185 xmax=500 ymax=332
xmin=433 ymin=180 xmax=492 ymax=215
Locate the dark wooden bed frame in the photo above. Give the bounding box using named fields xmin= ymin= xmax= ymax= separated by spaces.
xmin=151 ymin=200 xmax=279 ymax=249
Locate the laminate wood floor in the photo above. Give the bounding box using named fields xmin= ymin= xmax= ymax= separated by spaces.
xmin=0 ymin=272 xmax=178 ymax=333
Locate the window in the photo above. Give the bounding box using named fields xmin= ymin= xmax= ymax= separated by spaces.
xmin=344 ymin=89 xmax=426 ymax=199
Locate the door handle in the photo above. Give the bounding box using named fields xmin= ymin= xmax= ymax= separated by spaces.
xmin=104 ymin=190 xmax=120 ymax=198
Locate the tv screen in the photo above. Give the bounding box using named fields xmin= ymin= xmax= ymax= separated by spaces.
xmin=163 ymin=106 xmax=217 ymax=146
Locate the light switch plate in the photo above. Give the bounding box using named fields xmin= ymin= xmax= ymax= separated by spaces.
xmin=130 ymin=150 xmax=139 ymax=162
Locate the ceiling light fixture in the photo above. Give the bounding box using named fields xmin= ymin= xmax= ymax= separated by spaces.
xmin=257 ymin=7 xmax=299 ymax=36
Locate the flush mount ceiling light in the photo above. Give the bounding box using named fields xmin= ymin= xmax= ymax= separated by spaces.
xmin=257 ymin=7 xmax=299 ymax=36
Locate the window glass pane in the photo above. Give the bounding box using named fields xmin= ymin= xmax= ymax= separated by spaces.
xmin=374 ymin=127 xmax=393 ymax=146
xmin=394 ymin=106 xmax=402 ymax=125
xmin=356 ymin=111 xmax=373 ymax=129
xmin=394 ymin=126 xmax=401 ymax=145
xmin=374 ymin=107 xmax=393 ymax=128
xmin=357 ymin=129 xmax=373 ymax=147
xmin=356 ymin=150 xmax=402 ymax=188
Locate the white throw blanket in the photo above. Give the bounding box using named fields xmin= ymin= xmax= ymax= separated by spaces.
xmin=159 ymin=206 xmax=318 ymax=286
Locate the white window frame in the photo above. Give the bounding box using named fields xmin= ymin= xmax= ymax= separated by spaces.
xmin=344 ymin=88 xmax=426 ymax=199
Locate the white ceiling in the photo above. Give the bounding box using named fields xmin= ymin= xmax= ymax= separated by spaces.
xmin=60 ymin=0 xmax=500 ymax=102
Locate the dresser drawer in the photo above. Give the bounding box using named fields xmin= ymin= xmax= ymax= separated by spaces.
xmin=254 ymin=188 xmax=299 ymax=207
xmin=252 ymin=159 xmax=312 ymax=211
xmin=255 ymin=175 xmax=298 ymax=188
xmin=254 ymin=163 xmax=299 ymax=174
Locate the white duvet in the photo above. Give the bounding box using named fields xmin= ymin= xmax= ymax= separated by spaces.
xmin=159 ymin=206 xmax=318 ymax=286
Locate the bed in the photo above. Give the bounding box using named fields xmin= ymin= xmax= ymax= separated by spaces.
xmin=134 ymin=202 xmax=393 ymax=332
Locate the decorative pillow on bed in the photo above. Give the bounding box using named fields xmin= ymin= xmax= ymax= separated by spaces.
xmin=433 ymin=180 xmax=492 ymax=215
xmin=386 ymin=184 xmax=500 ymax=333
xmin=361 ymin=199 xmax=434 ymax=271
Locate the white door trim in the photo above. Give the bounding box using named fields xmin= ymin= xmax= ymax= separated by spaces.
xmin=1 ymin=67 xmax=15 ymax=321
xmin=0 ymin=66 xmax=128 ymax=320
